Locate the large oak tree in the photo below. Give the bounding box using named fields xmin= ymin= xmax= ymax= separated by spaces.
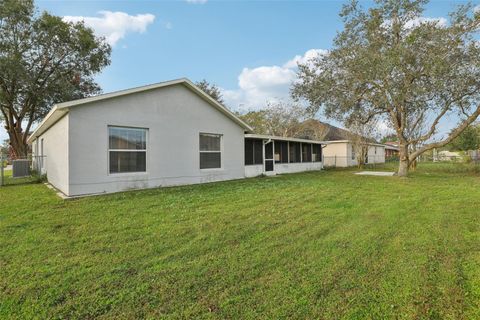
xmin=292 ymin=0 xmax=480 ymax=176
xmin=0 ymin=0 xmax=111 ymax=157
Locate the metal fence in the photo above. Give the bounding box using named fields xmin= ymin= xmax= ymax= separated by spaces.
xmin=323 ymin=155 xmax=394 ymax=169
xmin=323 ymin=153 xmax=480 ymax=169
xmin=0 ymin=153 xmax=46 ymax=186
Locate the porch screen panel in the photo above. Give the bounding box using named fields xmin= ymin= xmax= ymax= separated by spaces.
xmin=245 ymin=138 xmax=263 ymax=165
xmin=253 ymin=140 xmax=263 ymax=164
xmin=313 ymin=144 xmax=322 ymax=162
xmin=274 ymin=141 xmax=288 ymax=163
xmin=302 ymin=143 xmax=312 ymax=162
xmin=289 ymin=142 xmax=301 ymax=163
xmin=245 ymin=139 xmax=254 ymax=165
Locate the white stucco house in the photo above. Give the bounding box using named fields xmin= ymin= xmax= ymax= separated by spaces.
xmin=323 ymin=140 xmax=388 ymax=167
xmin=28 ymin=78 xmax=325 ymax=197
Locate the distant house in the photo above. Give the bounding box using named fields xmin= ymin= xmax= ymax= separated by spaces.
xmin=296 ymin=119 xmax=353 ymax=141
xmin=296 ymin=119 xmax=396 ymax=167
xmin=28 ymin=79 xmax=325 ymax=197
xmin=322 ymin=140 xmax=387 ymax=167
xmin=384 ymin=141 xmax=400 ymax=158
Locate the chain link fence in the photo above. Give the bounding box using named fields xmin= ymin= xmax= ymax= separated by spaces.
xmin=323 ymin=155 xmax=395 ymax=169
xmin=0 ymin=152 xmax=46 ymax=187
xmin=323 ymin=152 xmax=480 ymax=170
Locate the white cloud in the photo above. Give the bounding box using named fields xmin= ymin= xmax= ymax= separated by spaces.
xmin=63 ymin=11 xmax=155 ymax=46
xmin=404 ymin=17 xmax=448 ymax=29
xmin=474 ymin=5 xmax=480 ymax=13
xmin=186 ymin=0 xmax=207 ymax=4
xmin=283 ymin=49 xmax=328 ymax=69
xmin=222 ymin=49 xmax=326 ymax=110
xmin=382 ymin=16 xmax=448 ymax=30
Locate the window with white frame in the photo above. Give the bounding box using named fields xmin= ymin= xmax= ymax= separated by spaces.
xmin=108 ymin=126 xmax=147 ymax=174
xmin=199 ymin=133 xmax=222 ymax=169
xmin=351 ymin=145 xmax=356 ymax=160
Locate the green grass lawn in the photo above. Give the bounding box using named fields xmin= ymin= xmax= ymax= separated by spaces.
xmin=1 ymin=163 xmax=479 ymax=319
xmin=1 ymin=168 xmax=43 ymax=186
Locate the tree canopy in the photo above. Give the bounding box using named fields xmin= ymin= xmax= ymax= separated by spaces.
xmin=0 ymin=0 xmax=111 ymax=157
xmin=237 ymin=101 xmax=307 ymax=137
xmin=447 ymin=123 xmax=480 ymax=151
xmin=195 ymin=79 xmax=225 ymax=105
xmin=292 ymin=0 xmax=480 ymax=176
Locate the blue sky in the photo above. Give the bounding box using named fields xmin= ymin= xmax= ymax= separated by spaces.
xmin=1 ymin=0 xmax=478 ymax=142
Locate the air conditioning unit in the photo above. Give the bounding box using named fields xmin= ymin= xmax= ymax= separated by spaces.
xmin=12 ymin=160 xmax=30 ymax=178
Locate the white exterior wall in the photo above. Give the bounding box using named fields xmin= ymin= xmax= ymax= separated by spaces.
xmin=274 ymin=162 xmax=323 ymax=174
xmin=245 ymin=165 xmax=264 ymax=178
xmin=244 ymin=162 xmax=323 ymax=178
xmin=323 ymin=142 xmax=349 ymax=167
xmin=367 ymin=145 xmax=385 ymax=164
xmin=66 ymin=84 xmax=245 ymax=196
xmin=33 ymin=114 xmax=69 ymax=195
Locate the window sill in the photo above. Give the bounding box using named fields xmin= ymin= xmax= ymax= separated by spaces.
xmin=108 ymin=172 xmax=148 ymax=177
xmin=200 ymin=168 xmax=224 ymax=172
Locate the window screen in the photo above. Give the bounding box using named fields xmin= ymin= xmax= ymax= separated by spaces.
xmin=289 ymin=142 xmax=301 ymax=163
xmin=274 ymin=141 xmax=289 ymax=163
xmin=200 ymin=133 xmax=222 ymax=169
xmin=244 ymin=138 xmax=263 ymax=165
xmin=108 ymin=126 xmax=147 ymax=174
xmin=254 ymin=140 xmax=262 ymax=164
xmin=302 ymin=143 xmax=312 ymax=162
xmin=313 ymin=144 xmax=322 ymax=162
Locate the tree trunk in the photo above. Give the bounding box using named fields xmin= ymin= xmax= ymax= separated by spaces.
xmin=7 ymin=127 xmax=29 ymax=159
xmin=397 ymin=144 xmax=409 ymax=177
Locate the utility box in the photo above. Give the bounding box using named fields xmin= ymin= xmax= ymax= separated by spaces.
xmin=12 ymin=160 xmax=30 ymax=178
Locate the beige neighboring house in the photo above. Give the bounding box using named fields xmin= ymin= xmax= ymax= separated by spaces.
xmin=322 ymin=140 xmax=387 ymax=167
xmin=437 ymin=150 xmax=462 ymax=161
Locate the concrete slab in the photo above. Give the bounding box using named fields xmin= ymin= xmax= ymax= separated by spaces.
xmin=355 ymin=171 xmax=396 ymax=176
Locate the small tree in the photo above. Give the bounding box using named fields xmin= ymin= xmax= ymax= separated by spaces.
xmin=237 ymin=110 xmax=269 ymax=134
xmin=380 ymin=133 xmax=398 ymax=144
xmin=195 ymin=79 xmax=225 ymax=105
xmin=447 ymin=123 xmax=480 ymax=151
xmin=293 ymin=0 xmax=480 ymax=176
xmin=237 ymin=101 xmax=307 ymax=137
xmin=0 ymin=0 xmax=111 ymax=158
xmin=346 ymin=117 xmax=379 ymax=167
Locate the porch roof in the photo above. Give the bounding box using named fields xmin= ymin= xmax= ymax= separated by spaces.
xmin=245 ymin=134 xmax=326 ymax=145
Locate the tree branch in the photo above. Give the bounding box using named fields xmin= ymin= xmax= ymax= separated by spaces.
xmin=410 ymin=105 xmax=480 ymax=160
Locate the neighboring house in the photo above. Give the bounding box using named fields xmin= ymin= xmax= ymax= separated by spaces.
xmin=322 ymin=140 xmax=387 ymax=167
xmin=296 ymin=119 xmax=353 ymax=141
xmin=384 ymin=141 xmax=400 ymax=158
xmin=28 ymin=78 xmax=325 ymax=197
xmin=437 ymin=150 xmax=462 ymax=161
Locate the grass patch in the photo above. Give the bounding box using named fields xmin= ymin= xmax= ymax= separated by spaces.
xmin=0 ymin=164 xmax=479 ymax=319
xmin=1 ymin=169 xmax=45 ymax=186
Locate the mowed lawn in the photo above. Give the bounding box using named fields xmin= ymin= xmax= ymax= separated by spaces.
xmin=1 ymin=164 xmax=479 ymax=319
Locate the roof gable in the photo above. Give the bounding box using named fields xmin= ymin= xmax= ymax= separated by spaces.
xmin=28 ymin=78 xmax=252 ymax=142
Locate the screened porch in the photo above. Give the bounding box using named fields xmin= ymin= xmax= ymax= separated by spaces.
xmin=244 ymin=134 xmax=324 ymax=177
